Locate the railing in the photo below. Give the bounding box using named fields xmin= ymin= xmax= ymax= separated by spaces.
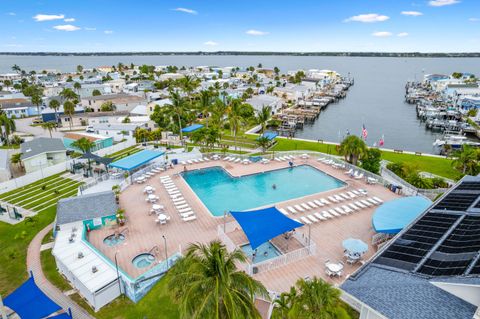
xmin=78 ymin=173 xmax=111 ymax=194
xmin=217 ymin=223 xmax=240 ymax=253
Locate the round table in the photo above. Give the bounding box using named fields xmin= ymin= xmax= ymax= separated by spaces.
xmin=152 ymin=204 xmax=164 ymax=211
xmin=326 ymin=262 xmax=344 ymax=273
xmin=158 ymin=213 xmax=167 ymax=221
xmin=144 ymin=186 xmax=154 ymax=192
xmin=147 ymin=194 xmax=157 ymax=200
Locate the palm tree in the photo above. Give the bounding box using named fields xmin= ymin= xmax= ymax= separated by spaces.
xmin=41 ymin=122 xmax=56 ymax=138
xmin=168 ymin=90 xmax=187 ymax=141
xmin=11 ymin=64 xmax=21 ymax=74
xmin=71 ymin=137 xmax=96 ymax=173
xmin=256 ymin=105 xmax=272 ymax=133
xmin=273 ymin=287 xmax=297 ymax=319
xmin=288 ymin=277 xmax=349 ymax=319
xmin=100 ymin=101 xmax=116 ymax=112
xmin=48 ymin=99 xmax=60 ymax=123
xmin=31 ymin=93 xmax=43 ymax=118
xmin=73 ymin=82 xmax=82 ymax=97
xmin=167 ymin=240 xmax=268 ymax=319
xmin=256 ymin=136 xmax=271 ymax=153
xmin=0 ymin=113 xmax=16 ymax=146
xmin=227 ymin=99 xmax=246 ymax=151
xmin=59 ymin=88 xmax=78 ymax=102
xmin=10 ymin=153 xmax=23 ymax=170
xmin=452 ymin=145 xmax=479 ymax=175
xmin=338 ymin=135 xmax=367 ymax=166
xmin=76 ymin=65 xmax=83 ymax=74
xmin=63 ymin=100 xmax=75 ymax=130
xmin=197 ymin=90 xmax=213 ymax=127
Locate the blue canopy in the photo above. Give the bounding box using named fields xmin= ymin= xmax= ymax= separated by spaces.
xmin=4 ymin=276 xmax=62 ymax=319
xmin=109 ymin=149 xmax=164 ymax=171
xmin=342 ymin=238 xmax=368 ymax=254
xmin=258 ymin=131 xmax=278 ymax=141
xmin=230 ymin=206 xmax=304 ymax=250
xmin=372 ymin=196 xmax=431 ymax=234
xmin=182 ymin=124 xmax=204 ymax=133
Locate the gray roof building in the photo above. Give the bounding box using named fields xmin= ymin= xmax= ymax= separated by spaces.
xmin=56 ymin=191 xmax=118 ymax=226
xmin=341 ymin=175 xmax=480 ymax=319
xmin=20 ymin=138 xmax=66 ymax=160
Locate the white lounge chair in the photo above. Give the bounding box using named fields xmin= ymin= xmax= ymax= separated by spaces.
xmin=172 ymin=197 xmax=185 ymax=202
xmin=347 ymin=191 xmax=357 ymax=198
xmin=328 ymin=209 xmax=340 ymax=217
xmin=334 ymin=195 xmax=345 ymax=202
xmin=301 ymin=203 xmax=311 ymax=210
xmin=180 ymin=211 xmax=195 ymax=218
xmin=287 ymin=206 xmax=297 ymax=214
xmin=355 ymin=173 xmax=364 ymax=180
xmin=334 ymin=207 xmax=347 ymax=215
xmin=327 ymin=196 xmax=338 ymax=203
xmin=183 ymin=215 xmax=197 ymax=222
xmin=314 ymin=212 xmax=327 ymax=221
xmin=322 ymin=211 xmax=334 ymax=218
xmin=300 ymin=216 xmax=312 ymax=225
xmin=294 ymin=204 xmax=305 ymax=212
xmin=320 ymin=198 xmax=330 ymax=205
xmin=160 ymin=175 xmax=170 ymax=180
xmin=178 ymin=207 xmax=192 ymax=214
xmin=354 ymin=201 xmax=366 ymax=209
xmin=313 ymin=200 xmax=324 ymax=207
xmin=358 ymin=189 xmax=368 ymax=195
xmin=176 ymin=204 xmax=190 ymax=210
xmin=307 ymin=201 xmax=318 ymax=208
xmin=341 ymin=205 xmax=353 ymax=214
xmin=360 ymin=200 xmax=373 ymax=207
xmin=279 ymin=208 xmax=289 ymax=215
xmin=373 ymin=196 xmax=384 ymax=203
xmin=340 ymin=193 xmax=350 ymax=200
xmin=173 ymin=200 xmax=186 ymax=206
xmin=348 ymin=203 xmax=360 ymax=211
xmin=352 ymin=190 xmax=361 ymax=196
xmin=368 ymin=198 xmax=381 ymax=205
xmin=307 ymin=215 xmax=319 ymax=223
xmin=344 ymin=168 xmax=353 ymax=175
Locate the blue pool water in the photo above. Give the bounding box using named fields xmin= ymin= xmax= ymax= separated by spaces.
xmin=241 ymin=242 xmax=281 ymax=263
xmin=132 ymin=253 xmax=155 ymax=268
xmin=181 ymin=165 xmax=345 ymax=216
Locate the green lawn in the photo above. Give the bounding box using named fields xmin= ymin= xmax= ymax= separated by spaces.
xmin=247 ymin=135 xmax=460 ymax=180
xmin=41 ymin=248 xmax=72 ymax=291
xmin=0 ymin=173 xmax=83 ymax=296
xmin=106 ymin=146 xmax=142 ymax=161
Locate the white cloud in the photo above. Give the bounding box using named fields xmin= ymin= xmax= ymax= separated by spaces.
xmin=53 ymin=24 xmax=81 ymax=31
xmin=372 ymin=31 xmax=393 ymax=37
xmin=401 ymin=11 xmax=423 ymax=16
xmin=85 ymin=27 xmax=96 ymax=31
xmin=33 ymin=14 xmax=65 ymax=22
xmin=173 ymin=8 xmax=197 ymax=15
xmin=204 ymin=41 xmax=219 ymax=46
xmin=469 ymin=18 xmax=479 ymax=22
xmin=7 ymin=12 xmax=16 ymax=16
xmin=64 ymin=18 xmax=75 ymax=22
xmin=398 ymin=32 xmax=409 ymax=37
xmin=344 ymin=13 xmax=389 ymax=23
xmin=246 ymin=29 xmax=269 ymax=36
xmin=428 ymin=0 xmax=460 ymax=6
xmin=104 ymin=30 xmax=114 ymax=34
xmin=4 ymin=43 xmax=23 ymax=48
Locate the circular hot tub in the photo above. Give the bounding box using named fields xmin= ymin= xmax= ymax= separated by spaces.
xmin=103 ymin=234 xmax=125 ymax=246
xmin=132 ymin=253 xmax=155 ymax=268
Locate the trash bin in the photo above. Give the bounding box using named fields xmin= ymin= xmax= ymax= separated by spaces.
xmin=172 ymin=159 xmax=178 ymax=165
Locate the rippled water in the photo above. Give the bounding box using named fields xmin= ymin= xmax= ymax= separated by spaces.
xmin=2 ymin=54 xmax=479 ymax=152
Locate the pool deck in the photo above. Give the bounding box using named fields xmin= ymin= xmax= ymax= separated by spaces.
xmin=87 ymin=157 xmax=400 ymax=291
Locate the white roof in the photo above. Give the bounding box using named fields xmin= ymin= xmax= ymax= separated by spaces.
xmin=52 ymin=222 xmax=118 ymax=292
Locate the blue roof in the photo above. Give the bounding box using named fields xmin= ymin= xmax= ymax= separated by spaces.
xmin=258 ymin=131 xmax=278 ymax=141
xmin=181 ymin=124 xmax=204 ymax=133
xmin=372 ymin=196 xmax=431 ymax=234
xmin=4 ymin=276 xmax=62 ymax=319
xmin=109 ymin=149 xmax=164 ymax=171
xmin=341 ymin=266 xmax=477 ymax=319
xmin=230 ymin=206 xmax=304 ymax=250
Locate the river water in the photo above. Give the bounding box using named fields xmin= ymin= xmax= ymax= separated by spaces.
xmin=1 ymin=55 xmax=480 ymax=153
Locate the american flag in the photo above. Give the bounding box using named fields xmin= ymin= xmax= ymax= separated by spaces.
xmin=362 ymin=124 xmax=368 ymax=140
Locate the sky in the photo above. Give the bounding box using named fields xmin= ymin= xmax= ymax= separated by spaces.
xmin=1 ymin=0 xmax=479 ymax=52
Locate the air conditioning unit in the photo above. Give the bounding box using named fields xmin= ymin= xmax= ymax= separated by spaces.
xmin=77 ymin=252 xmax=84 ymax=259
xmin=92 ymin=266 xmax=98 ymax=273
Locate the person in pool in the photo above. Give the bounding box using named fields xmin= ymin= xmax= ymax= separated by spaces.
xmin=272 ymin=184 xmax=277 ymax=190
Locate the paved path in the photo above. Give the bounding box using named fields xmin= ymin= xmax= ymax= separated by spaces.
xmin=27 ymin=223 xmax=94 ymax=319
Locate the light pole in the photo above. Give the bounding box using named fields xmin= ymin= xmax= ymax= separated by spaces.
xmin=162 ymin=235 xmax=168 ymax=268
xmin=114 ymin=250 xmax=123 ymax=296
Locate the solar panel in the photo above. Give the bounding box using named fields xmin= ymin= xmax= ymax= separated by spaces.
xmin=456 ymin=181 xmax=480 ymax=191
xmin=374 ymin=213 xmax=459 ymax=271
xmin=433 ymin=193 xmax=478 ymax=211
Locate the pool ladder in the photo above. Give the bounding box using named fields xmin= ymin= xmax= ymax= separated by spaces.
xmin=148 ymin=245 xmax=160 ymax=257
xmin=114 ymin=227 xmax=129 ymax=238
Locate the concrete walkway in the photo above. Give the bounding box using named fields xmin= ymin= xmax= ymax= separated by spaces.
xmin=26 ymin=223 xmax=94 ymax=319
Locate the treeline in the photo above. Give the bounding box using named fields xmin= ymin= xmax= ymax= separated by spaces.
xmin=1 ymin=51 xmax=480 ymax=57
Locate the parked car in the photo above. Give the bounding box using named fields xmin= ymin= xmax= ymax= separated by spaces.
xmin=86 ymin=126 xmax=95 ymax=133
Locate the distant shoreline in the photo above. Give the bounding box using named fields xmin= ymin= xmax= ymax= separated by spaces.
xmin=1 ymin=51 xmax=480 ymax=58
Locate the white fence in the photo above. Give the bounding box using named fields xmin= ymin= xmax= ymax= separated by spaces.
xmin=94 ymin=139 xmax=136 ymax=157
xmin=217 ymin=221 xmax=316 ymax=276
xmin=0 ymin=159 xmax=75 ymax=195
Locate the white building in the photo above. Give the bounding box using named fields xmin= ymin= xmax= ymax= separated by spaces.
xmin=20 ymin=138 xmax=67 ymax=174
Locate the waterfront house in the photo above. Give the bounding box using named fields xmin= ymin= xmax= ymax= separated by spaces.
xmin=80 ymin=93 xmax=147 ymax=113
xmin=246 ymin=95 xmax=284 ymax=114
xmin=341 ymin=176 xmax=480 ymax=319
xmin=274 ymin=84 xmax=311 ymax=102
xmin=63 ymin=132 xmax=113 ymax=152
xmin=20 ymin=138 xmax=67 ymax=174
xmin=92 ymin=123 xmax=146 ymax=142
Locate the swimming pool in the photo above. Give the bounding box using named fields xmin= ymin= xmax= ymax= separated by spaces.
xmin=241 ymin=242 xmax=281 ymax=263
xmin=181 ymin=165 xmax=345 ymax=216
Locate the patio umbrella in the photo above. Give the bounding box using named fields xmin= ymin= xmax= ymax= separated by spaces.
xmin=342 ymin=238 xmax=368 ymax=254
